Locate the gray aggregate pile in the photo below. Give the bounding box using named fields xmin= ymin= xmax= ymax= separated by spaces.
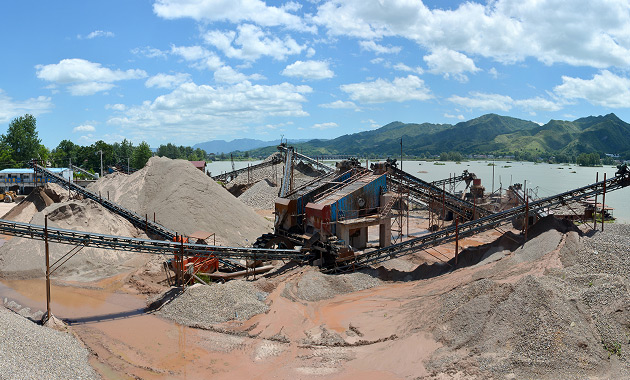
xmin=158 ymin=281 xmax=269 ymax=327
xmin=428 ymin=223 xmax=630 ymax=379
xmin=238 ymin=179 xmax=279 ymax=210
xmin=0 ymin=307 xmax=96 ymax=380
xmin=282 ymin=269 xmax=381 ymax=302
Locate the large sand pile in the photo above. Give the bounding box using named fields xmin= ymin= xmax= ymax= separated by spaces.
xmin=87 ymin=156 xmax=271 ymax=246
xmin=0 ymin=198 xmax=151 ymax=281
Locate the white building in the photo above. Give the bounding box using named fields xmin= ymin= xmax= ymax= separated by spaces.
xmin=0 ymin=168 xmax=73 ymax=194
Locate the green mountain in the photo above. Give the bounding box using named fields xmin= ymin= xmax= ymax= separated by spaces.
xmin=249 ymin=113 xmax=630 ymax=159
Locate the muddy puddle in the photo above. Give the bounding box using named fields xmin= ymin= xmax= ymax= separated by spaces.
xmin=0 ymin=277 xmax=248 ymax=379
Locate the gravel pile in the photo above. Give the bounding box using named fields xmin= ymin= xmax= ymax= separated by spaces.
xmin=0 ymin=307 xmax=96 ymax=380
xmin=282 ymin=269 xmax=382 ymax=302
xmin=238 ymin=179 xmax=279 ymax=210
xmin=88 ymin=156 xmax=271 ymax=246
xmin=428 ymin=222 xmax=630 ymax=379
xmin=158 ymin=281 xmax=269 ymax=326
xmin=0 ymin=198 xmax=150 ymax=281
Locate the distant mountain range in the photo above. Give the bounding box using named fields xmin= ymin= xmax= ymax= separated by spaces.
xmin=193 ymin=138 xmax=312 ymax=154
xmin=248 ymin=113 xmax=630 ymax=159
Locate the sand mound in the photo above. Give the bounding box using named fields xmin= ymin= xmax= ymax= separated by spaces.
xmin=282 ymin=268 xmax=381 ymax=302
xmin=0 ymin=199 xmax=150 ymax=281
xmin=238 ymin=179 xmax=278 ymax=210
xmin=87 ymin=156 xmax=271 ymax=246
xmin=422 ymin=223 xmax=630 ymax=378
xmin=158 ymin=281 xmax=269 ymax=326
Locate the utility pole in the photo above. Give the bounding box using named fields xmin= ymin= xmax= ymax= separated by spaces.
xmin=96 ymin=150 xmax=103 ymax=178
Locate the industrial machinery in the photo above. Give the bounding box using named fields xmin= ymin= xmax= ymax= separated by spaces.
xmin=0 ymin=190 xmax=16 ymax=203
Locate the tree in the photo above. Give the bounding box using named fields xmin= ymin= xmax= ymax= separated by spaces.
xmin=132 ymin=141 xmax=153 ymax=168
xmin=1 ymin=114 xmax=41 ymax=167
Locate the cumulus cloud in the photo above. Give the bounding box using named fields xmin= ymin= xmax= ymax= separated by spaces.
xmin=313 ymin=0 xmax=630 ymax=69
xmin=444 ymin=113 xmax=465 ymax=120
xmin=282 ymin=60 xmax=334 ymax=80
xmin=424 ymin=48 xmax=479 ymax=82
xmin=553 ymin=70 xmax=630 ymax=108
xmin=108 ymin=81 xmax=312 ymax=142
xmin=106 ymin=103 xmax=126 ymax=111
xmin=153 ymin=0 xmax=313 ymax=32
xmin=72 ymin=124 xmax=96 ymax=133
xmin=393 ymin=63 xmax=423 ymax=75
xmin=312 ymin=122 xmax=339 ymax=130
xmin=448 ymin=92 xmax=513 ymax=111
xmin=204 ymin=24 xmax=305 ymax=61
xmin=340 ymin=75 xmax=432 ymax=103
xmin=448 ymin=91 xmax=563 ymax=112
xmin=213 ymin=66 xmax=265 ymax=83
xmin=131 ymin=46 xmax=168 ymax=59
xmin=35 ymin=59 xmax=147 ymax=96
xmin=0 ymin=89 xmax=53 ymax=124
xmin=170 ymin=45 xmax=223 ymax=70
xmin=319 ymin=100 xmax=358 ymax=109
xmin=79 ymin=30 xmax=115 ymax=39
xmin=359 ymin=40 xmax=402 ymax=54
xmin=145 ymin=73 xmax=192 ymax=89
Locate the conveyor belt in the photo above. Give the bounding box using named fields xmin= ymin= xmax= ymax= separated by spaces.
xmin=388 ymin=166 xmax=491 ymax=220
xmin=326 ymin=170 xmax=630 ymax=273
xmin=70 ymin=164 xmax=98 ymax=180
xmin=211 ymin=156 xmax=282 ymax=183
xmin=0 ymin=218 xmax=304 ymax=261
xmin=277 ymin=145 xmax=334 ymax=173
xmin=431 ymin=171 xmax=475 ymax=188
xmin=32 ymin=164 xmax=177 ymax=240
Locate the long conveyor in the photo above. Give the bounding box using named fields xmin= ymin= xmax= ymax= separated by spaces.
xmin=33 ymin=163 xmax=178 ymax=240
xmin=326 ymin=168 xmax=630 ymax=273
xmin=0 ymin=218 xmax=304 ymax=261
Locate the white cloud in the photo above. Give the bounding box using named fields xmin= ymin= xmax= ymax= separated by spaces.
xmin=204 ymin=24 xmax=305 ymax=61
xmin=393 ymin=63 xmax=423 ymax=75
xmin=35 ymin=59 xmax=147 ymax=96
xmin=0 ymin=89 xmax=53 ymax=124
xmin=313 ymin=0 xmax=630 ymax=69
xmin=106 ymin=103 xmax=126 ymax=111
xmin=72 ymin=124 xmax=95 ymax=133
xmin=131 ymin=46 xmax=168 ymax=59
xmin=359 ymin=40 xmax=402 ymax=54
xmin=145 ymin=73 xmax=191 ymax=89
xmin=340 ymin=75 xmax=432 ymax=104
xmin=554 ymin=70 xmax=630 ymax=108
xmin=514 ymin=96 xmax=563 ymax=112
xmin=153 ymin=0 xmax=313 ymax=32
xmin=319 ymin=100 xmax=358 ymax=109
xmin=108 ymin=81 xmax=312 ymax=142
xmin=282 ymin=60 xmax=334 ymax=80
xmin=448 ymin=91 xmax=563 ymax=112
xmin=444 ymin=113 xmax=465 ymax=120
xmin=312 ymin=122 xmax=339 ymax=130
xmin=448 ymin=92 xmax=513 ymax=111
xmin=170 ymin=45 xmax=223 ymax=70
xmin=213 ymin=66 xmax=265 ymax=83
xmin=424 ymin=48 xmax=479 ymax=82
xmin=80 ymin=30 xmax=115 ymax=39
xmin=488 ymin=67 xmax=498 ymax=79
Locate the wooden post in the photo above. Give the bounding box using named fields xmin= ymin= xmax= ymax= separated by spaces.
xmin=145 ymin=214 xmax=148 ymax=233
xmin=593 ymin=173 xmax=600 ymax=228
xmin=602 ymin=173 xmax=606 ymax=232
xmin=180 ymin=237 xmax=185 ymax=289
xmin=153 ymin=212 xmax=156 ymax=223
xmin=455 ymin=217 xmax=459 ymax=266
xmin=44 ymin=215 xmax=51 ymax=322
xmin=525 ymin=193 xmax=529 ymax=241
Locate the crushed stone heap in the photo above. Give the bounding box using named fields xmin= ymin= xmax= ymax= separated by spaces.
xmin=87 ymin=156 xmax=271 ymax=246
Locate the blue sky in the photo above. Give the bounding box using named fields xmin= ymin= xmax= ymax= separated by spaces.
xmin=1 ymin=0 xmax=630 ymax=149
